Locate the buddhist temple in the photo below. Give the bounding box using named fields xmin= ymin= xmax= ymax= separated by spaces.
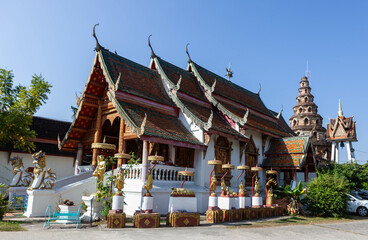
xmin=55 ymin=29 xmax=318 ymax=215
xmin=289 ymin=75 xmax=331 ymax=164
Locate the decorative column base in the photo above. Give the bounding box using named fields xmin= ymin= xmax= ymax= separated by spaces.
xmin=112 ymin=194 xmax=124 ymax=212
xmin=133 ymin=212 xmax=160 ymax=228
xmin=166 ymin=212 xmax=200 ymax=227
xmin=107 ymin=211 xmax=126 ymax=228
xmin=206 ymin=209 xmax=223 ymax=223
xmin=208 ymin=196 xmax=219 ymax=210
xmin=218 ymin=196 xmax=232 ymax=210
xmin=239 ymin=196 xmax=251 ymax=208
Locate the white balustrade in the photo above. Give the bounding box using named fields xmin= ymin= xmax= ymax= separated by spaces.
xmin=119 ymin=164 xmax=195 ymax=182
xmin=77 ymin=165 xmax=93 ymax=173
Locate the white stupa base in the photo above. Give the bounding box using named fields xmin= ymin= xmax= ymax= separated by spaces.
xmin=142 ymin=196 xmax=153 ymax=211
xmin=252 ymin=196 xmax=263 ymax=207
xmin=81 ymin=194 xmax=104 ymax=222
xmin=208 ymin=196 xmax=218 ymax=208
xmin=112 ymin=194 xmax=124 ymax=211
xmin=168 ymin=196 xmax=197 ymax=213
xmin=218 ymin=197 xmax=232 ymax=210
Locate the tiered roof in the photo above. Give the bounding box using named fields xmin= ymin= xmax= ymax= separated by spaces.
xmin=188 ymin=60 xmax=294 ymax=138
xmin=262 ymin=136 xmax=316 ymax=169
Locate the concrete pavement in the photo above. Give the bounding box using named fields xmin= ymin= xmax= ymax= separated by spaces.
xmin=1 ymin=219 xmax=368 ymax=240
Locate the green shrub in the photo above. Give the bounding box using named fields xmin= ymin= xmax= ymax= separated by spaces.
xmin=303 ymin=172 xmax=349 ymax=217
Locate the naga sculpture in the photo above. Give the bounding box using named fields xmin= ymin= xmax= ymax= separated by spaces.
xmin=28 ymin=151 xmax=57 ymax=190
xmin=9 ymin=156 xmax=33 ymax=187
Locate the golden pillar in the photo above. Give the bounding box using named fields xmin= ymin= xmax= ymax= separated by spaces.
xmin=92 ymin=100 xmax=102 ymax=167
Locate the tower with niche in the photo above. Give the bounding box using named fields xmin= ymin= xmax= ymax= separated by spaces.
xmin=289 ymin=76 xmax=331 ymax=162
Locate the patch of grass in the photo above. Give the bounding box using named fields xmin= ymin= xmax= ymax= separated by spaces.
xmin=0 ymin=221 xmax=26 ymax=231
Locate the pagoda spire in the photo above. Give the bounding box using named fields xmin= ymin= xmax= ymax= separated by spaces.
xmin=338 ymin=99 xmax=343 ymax=117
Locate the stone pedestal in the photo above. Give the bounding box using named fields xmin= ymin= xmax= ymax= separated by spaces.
xmin=166 ymin=212 xmax=200 ymax=227
xmin=168 ymin=196 xmax=197 ymax=213
xmin=206 ymin=209 xmax=223 ymax=223
xmin=112 ymin=194 xmax=124 ymax=211
xmin=244 ymin=207 xmax=261 ymax=219
xmin=230 ymin=209 xmax=243 ymax=222
xmin=232 ymin=197 xmax=239 ymax=209
xmin=239 ymin=196 xmax=251 ymax=208
xmin=133 ymin=212 xmax=160 ymax=228
xmin=252 ymin=196 xmax=263 ymax=208
xmin=142 ymin=196 xmax=153 ymax=212
xmin=56 ymin=205 xmax=79 ymax=224
xmin=81 ymin=194 xmax=104 ymax=222
xmin=208 ymin=196 xmax=218 ymax=209
xmin=218 ymin=196 xmax=232 ymax=210
xmin=24 ymin=189 xmax=55 ymax=217
xmin=107 ymin=212 xmax=126 ymax=228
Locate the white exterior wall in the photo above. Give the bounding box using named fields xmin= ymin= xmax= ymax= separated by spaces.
xmin=0 ymin=151 xmax=75 ymax=185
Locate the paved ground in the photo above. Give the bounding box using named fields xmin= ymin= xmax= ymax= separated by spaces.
xmin=1 ymin=218 xmax=368 ymax=240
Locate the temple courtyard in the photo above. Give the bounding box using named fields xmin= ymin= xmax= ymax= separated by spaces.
xmin=1 ymin=216 xmax=368 ymax=240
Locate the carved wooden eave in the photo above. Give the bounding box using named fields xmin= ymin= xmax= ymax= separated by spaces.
xmin=189 ymin=61 xmax=249 ymax=126
xmin=59 ymin=53 xmax=105 ymax=152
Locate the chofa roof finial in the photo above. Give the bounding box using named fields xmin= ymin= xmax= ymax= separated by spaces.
xmin=93 ymin=24 xmax=104 ymax=52
xmin=338 ymin=99 xmax=343 ymax=117
xmin=148 ymin=34 xmax=156 ymax=58
xmin=186 ymin=43 xmax=192 ymax=63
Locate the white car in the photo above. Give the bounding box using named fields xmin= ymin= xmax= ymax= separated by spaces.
xmin=347 ymin=193 xmax=368 ymax=217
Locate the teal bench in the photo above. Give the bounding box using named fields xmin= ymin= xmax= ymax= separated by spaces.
xmin=43 ymin=204 xmax=82 ymax=229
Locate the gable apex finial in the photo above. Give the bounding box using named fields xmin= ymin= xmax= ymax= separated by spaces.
xmin=148 ymin=34 xmax=156 ymax=58
xmin=93 ymin=24 xmax=103 ymax=52
xmin=186 ymin=43 xmax=192 ymax=63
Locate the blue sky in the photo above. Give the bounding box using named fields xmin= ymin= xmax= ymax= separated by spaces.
xmin=1 ymin=1 xmax=367 ymax=163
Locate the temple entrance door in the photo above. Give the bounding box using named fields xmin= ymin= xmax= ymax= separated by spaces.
xmin=214 ymin=136 xmax=232 ymax=186
xmin=244 ymin=136 xmax=259 ymax=187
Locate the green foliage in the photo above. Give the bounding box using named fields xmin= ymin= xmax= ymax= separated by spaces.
xmin=303 ymin=172 xmax=349 ymax=217
xmin=0 ymin=68 xmax=52 ymax=152
xmin=0 ymin=183 xmax=22 ymax=221
xmin=95 ymin=154 xmax=140 ymax=218
xmin=273 ymin=181 xmax=306 ymax=215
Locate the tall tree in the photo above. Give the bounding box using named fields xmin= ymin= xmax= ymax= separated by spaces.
xmin=0 ymin=68 xmax=52 ymax=152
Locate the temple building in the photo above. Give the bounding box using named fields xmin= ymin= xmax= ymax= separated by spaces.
xmin=55 ymin=31 xmax=318 ymax=215
xmin=289 ymin=76 xmax=331 ymax=164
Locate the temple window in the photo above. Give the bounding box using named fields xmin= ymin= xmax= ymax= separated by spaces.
xmin=244 ymin=136 xmax=258 ymax=187
xmin=316 ymin=119 xmax=319 ymax=124
xmin=305 ymin=97 xmax=308 ymax=102
xmin=299 ymin=108 xmax=303 ymax=113
xmin=308 ymin=107 xmax=311 ymax=112
xmin=304 ymin=118 xmax=309 ymax=125
xmin=313 ymin=132 xmax=317 ymax=138
xmin=293 ymin=120 xmax=297 ymax=126
xmin=175 ymin=147 xmax=194 ymax=168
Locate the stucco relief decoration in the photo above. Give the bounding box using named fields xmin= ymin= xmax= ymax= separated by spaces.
xmin=9 ymin=156 xmax=33 ymax=187
xmin=28 ymin=151 xmax=57 ymax=190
